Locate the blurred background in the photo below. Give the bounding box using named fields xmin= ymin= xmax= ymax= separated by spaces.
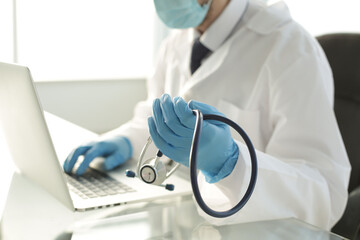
xmin=0 ymin=0 xmax=359 ymax=133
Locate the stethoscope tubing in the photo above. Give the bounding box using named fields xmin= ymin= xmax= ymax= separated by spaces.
xmin=190 ymin=110 xmax=258 ymax=218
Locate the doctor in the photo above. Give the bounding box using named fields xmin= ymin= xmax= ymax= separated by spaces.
xmin=64 ymin=0 xmax=351 ymax=230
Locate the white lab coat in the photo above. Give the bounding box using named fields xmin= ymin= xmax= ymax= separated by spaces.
xmin=108 ymin=0 xmax=350 ymax=230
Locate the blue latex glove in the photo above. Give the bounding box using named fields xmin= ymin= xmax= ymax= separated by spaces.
xmin=63 ymin=136 xmax=132 ymax=175
xmin=148 ymin=94 xmax=239 ymax=183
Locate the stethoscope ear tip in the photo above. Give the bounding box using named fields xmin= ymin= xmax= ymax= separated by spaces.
xmin=165 ymin=184 xmax=175 ymax=191
xmin=125 ymin=169 xmax=136 ymax=178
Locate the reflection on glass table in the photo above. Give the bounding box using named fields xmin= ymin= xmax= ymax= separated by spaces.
xmin=56 ymin=199 xmax=348 ymax=240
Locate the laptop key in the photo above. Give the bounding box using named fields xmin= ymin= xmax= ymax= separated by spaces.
xmin=66 ymin=168 xmax=135 ymax=199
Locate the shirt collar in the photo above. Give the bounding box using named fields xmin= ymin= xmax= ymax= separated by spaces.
xmin=195 ymin=0 xmax=249 ymax=51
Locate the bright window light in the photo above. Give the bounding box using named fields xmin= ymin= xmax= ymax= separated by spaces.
xmin=0 ymin=0 xmax=13 ymax=63
xmin=16 ymin=0 xmax=155 ymax=81
xmin=284 ymin=0 xmax=360 ymax=36
xmin=11 ymin=0 xmax=360 ymax=81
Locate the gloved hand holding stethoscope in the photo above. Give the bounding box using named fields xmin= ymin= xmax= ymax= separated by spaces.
xmin=148 ymin=94 xmax=239 ymax=184
xmin=127 ymin=93 xmax=257 ymax=218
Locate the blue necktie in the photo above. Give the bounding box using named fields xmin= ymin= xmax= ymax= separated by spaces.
xmin=190 ymin=38 xmax=211 ymax=74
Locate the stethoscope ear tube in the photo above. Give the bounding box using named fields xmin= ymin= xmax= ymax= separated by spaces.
xmin=190 ymin=110 xmax=258 ymax=218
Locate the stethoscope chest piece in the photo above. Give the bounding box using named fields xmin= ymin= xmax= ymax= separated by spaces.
xmin=126 ymin=110 xmax=258 ymax=218
xmin=125 ymin=137 xmax=179 ymax=191
xmin=139 ymin=157 xmax=166 ymax=185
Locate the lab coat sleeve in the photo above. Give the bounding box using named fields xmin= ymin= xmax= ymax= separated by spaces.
xmin=196 ymin=51 xmax=351 ymax=230
xmin=99 ymin=37 xmax=170 ymax=159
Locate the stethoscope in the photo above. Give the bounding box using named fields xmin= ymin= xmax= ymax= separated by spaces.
xmin=126 ymin=109 xmax=258 ymax=218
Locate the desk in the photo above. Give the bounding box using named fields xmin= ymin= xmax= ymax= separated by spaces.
xmin=0 ymin=172 xmax=347 ymax=240
xmin=0 ymin=116 xmax=348 ymax=240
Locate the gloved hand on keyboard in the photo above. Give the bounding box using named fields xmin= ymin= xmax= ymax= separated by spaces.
xmin=63 ymin=136 xmax=132 ymax=176
xmin=148 ymin=94 xmax=239 ymax=183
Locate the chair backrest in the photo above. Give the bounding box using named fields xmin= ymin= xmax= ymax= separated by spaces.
xmin=317 ymin=33 xmax=360 ymax=192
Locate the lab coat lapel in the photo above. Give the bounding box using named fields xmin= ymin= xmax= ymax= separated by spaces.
xmin=179 ymin=0 xmax=291 ymax=99
xmin=179 ymin=41 xmax=231 ymax=98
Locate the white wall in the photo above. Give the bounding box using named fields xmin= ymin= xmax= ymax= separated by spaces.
xmin=35 ymin=79 xmax=147 ymax=134
xmin=32 ymin=0 xmax=360 ymax=135
xmin=285 ymin=0 xmax=360 ymax=36
xmin=0 ymin=0 xmax=13 ymax=63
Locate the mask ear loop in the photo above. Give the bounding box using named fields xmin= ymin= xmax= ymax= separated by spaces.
xmin=190 ymin=109 xmax=258 ymax=218
xmin=199 ymin=0 xmax=213 ymax=8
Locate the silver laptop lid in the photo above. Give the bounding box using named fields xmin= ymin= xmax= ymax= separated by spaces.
xmin=0 ymin=62 xmax=74 ymax=210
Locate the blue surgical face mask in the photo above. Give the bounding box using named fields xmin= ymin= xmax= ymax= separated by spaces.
xmin=154 ymin=0 xmax=212 ymax=29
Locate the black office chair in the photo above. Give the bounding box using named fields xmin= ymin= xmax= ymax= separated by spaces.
xmin=316 ymin=33 xmax=360 ymax=240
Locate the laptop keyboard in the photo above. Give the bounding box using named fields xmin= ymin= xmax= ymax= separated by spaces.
xmin=66 ymin=168 xmax=135 ymax=199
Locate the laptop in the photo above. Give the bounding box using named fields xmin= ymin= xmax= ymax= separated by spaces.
xmin=0 ymin=62 xmax=191 ymax=212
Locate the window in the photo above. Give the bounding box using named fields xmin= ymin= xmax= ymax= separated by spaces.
xmin=2 ymin=0 xmax=360 ymax=81
xmin=0 ymin=0 xmax=14 ymax=63
xmin=15 ymin=0 xmax=156 ymax=81
xmin=285 ymin=0 xmax=360 ymax=36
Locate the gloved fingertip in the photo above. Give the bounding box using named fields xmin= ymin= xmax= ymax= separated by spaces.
xmin=160 ymin=96 xmax=177 ymax=117
xmin=152 ymin=98 xmax=160 ymax=112
xmin=106 ymin=154 xmax=125 ymax=171
xmin=148 ymin=117 xmax=158 ymax=136
xmin=154 ymin=99 xmax=163 ymax=113
xmin=173 ymin=96 xmax=180 ymax=103
xmin=76 ymin=168 xmax=85 ymax=176
xmin=152 ymin=100 xmax=164 ymax=124
xmin=174 ymin=96 xmax=185 ymax=104
xmin=160 ymin=93 xmax=171 ymax=101
xmin=174 ymin=97 xmax=193 ymax=115
xmin=153 ymin=98 xmax=160 ymax=106
xmin=147 ymin=116 xmax=154 ymax=126
xmin=173 ymin=96 xmax=186 ymax=108
xmin=62 ymin=160 xmax=68 ymax=170
xmin=63 ymin=165 xmax=70 ymax=173
xmin=104 ymin=161 xmax=115 ymax=171
xmin=63 ymin=158 xmax=73 ymax=173
xmin=152 ymin=97 xmax=159 ymax=103
xmin=163 ymin=94 xmax=174 ymax=105
xmin=188 ymin=100 xmax=198 ymax=109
